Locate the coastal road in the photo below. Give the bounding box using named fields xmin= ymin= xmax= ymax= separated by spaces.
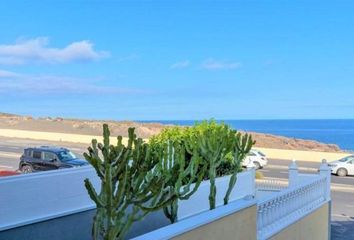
xmin=0 ymin=136 xmax=87 ymax=170
xmin=0 ymin=138 xmax=353 ymax=239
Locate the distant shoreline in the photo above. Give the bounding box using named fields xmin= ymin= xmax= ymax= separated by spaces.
xmin=141 ymin=119 xmax=354 ymax=151
xmin=0 ymin=113 xmax=347 ymax=153
xmin=0 ymin=128 xmax=350 ymax=163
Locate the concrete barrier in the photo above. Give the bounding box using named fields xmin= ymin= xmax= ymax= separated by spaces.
xmin=255 ymin=147 xmax=350 ymax=162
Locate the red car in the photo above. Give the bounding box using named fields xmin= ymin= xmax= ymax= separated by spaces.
xmin=0 ymin=170 xmax=20 ymax=177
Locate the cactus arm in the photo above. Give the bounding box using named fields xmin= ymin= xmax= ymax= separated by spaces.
xmin=84 ymin=139 xmax=105 ymax=178
xmin=84 ymin=179 xmax=105 ymax=208
xmin=92 ymin=209 xmax=105 ymax=240
xmin=105 ymin=165 xmax=113 ymax=231
xmin=224 ymin=172 xmax=237 ymax=205
xmin=179 ymin=163 xmax=207 ymax=200
xmin=224 ymin=133 xmax=255 ymax=205
xmin=111 ymin=148 xmax=124 ymax=167
xmin=114 ymin=165 xmax=128 ymax=207
xmin=163 ymin=205 xmax=172 ymax=222
xmin=208 ymin=164 xmax=217 ymax=209
xmin=165 ymin=200 xmax=178 ymax=223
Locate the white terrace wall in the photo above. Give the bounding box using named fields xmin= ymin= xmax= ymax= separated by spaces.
xmin=178 ymin=169 xmax=255 ymax=220
xmin=133 ymin=199 xmax=258 ymax=240
xmin=0 ymin=166 xmax=99 ymax=231
xmin=133 ymin=199 xmax=329 ymax=240
xmin=0 ymin=162 xmax=330 ymax=240
xmin=135 ymin=161 xmax=331 ymax=240
xmin=0 ymin=167 xmax=256 ymax=233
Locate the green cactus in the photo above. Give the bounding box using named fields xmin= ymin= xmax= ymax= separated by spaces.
xmin=223 ymin=132 xmax=255 ymax=205
xmin=84 ymin=124 xmax=177 ymax=240
xmin=182 ymin=121 xmax=235 ymax=210
xmin=183 ymin=120 xmax=254 ymax=209
xmin=163 ymin=198 xmax=179 ymax=223
xmin=147 ymin=140 xmax=207 ymax=223
xmin=168 ymin=143 xmax=207 ymax=223
xmin=150 ymin=120 xmax=256 ymax=211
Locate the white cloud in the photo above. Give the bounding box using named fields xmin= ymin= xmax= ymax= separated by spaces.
xmin=0 ymin=37 xmax=109 ymax=65
xmin=0 ymin=69 xmax=21 ymax=78
xmin=170 ymin=60 xmax=191 ymax=69
xmin=200 ymin=58 xmax=241 ymax=70
xmin=0 ymin=70 xmax=143 ymax=95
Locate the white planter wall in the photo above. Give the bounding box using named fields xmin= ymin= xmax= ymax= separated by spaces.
xmin=0 ymin=167 xmax=256 ymax=233
xmin=0 ymin=166 xmax=100 ymax=231
xmin=178 ymin=169 xmax=255 ymax=220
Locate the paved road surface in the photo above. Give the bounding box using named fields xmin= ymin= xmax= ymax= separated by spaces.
xmin=0 ymin=137 xmax=353 ymax=239
xmin=0 ymin=137 xmax=87 ymax=170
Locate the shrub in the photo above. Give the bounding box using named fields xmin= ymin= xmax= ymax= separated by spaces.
xmin=150 ymin=121 xmax=237 ymax=178
xmin=150 ymin=121 xmax=252 ymax=178
xmin=150 ymin=120 xmax=255 ymax=209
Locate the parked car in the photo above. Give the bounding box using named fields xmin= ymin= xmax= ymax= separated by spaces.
xmin=242 ymin=149 xmax=268 ymax=169
xmin=328 ymin=155 xmax=354 ymax=177
xmin=19 ymin=146 xmax=88 ymax=173
xmin=0 ymin=170 xmax=20 ymax=177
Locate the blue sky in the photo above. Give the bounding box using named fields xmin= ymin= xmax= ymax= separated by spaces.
xmin=0 ymin=1 xmax=354 ymax=120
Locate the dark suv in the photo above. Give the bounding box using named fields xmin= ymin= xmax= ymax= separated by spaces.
xmin=19 ymin=146 xmax=88 ymax=173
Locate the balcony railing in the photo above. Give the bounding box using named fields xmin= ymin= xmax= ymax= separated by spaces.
xmin=256 ymin=160 xmax=331 ymax=240
xmin=256 ymin=178 xmax=288 ymax=192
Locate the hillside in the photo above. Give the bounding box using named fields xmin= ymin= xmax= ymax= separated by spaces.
xmin=0 ymin=113 xmax=342 ymax=152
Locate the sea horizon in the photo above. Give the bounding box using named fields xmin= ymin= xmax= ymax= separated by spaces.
xmin=140 ymin=119 xmax=354 ymax=151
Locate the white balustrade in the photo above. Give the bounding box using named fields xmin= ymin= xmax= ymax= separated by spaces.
xmin=288 ymin=159 xmax=298 ymax=187
xmin=256 ymin=179 xmax=288 ymax=192
xmin=256 ymin=160 xmax=331 ymax=240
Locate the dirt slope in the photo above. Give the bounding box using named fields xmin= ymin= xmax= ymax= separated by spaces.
xmin=0 ymin=113 xmax=342 ymax=152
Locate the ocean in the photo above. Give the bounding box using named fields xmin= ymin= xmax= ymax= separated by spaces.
xmin=140 ymin=120 xmax=354 ymax=151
